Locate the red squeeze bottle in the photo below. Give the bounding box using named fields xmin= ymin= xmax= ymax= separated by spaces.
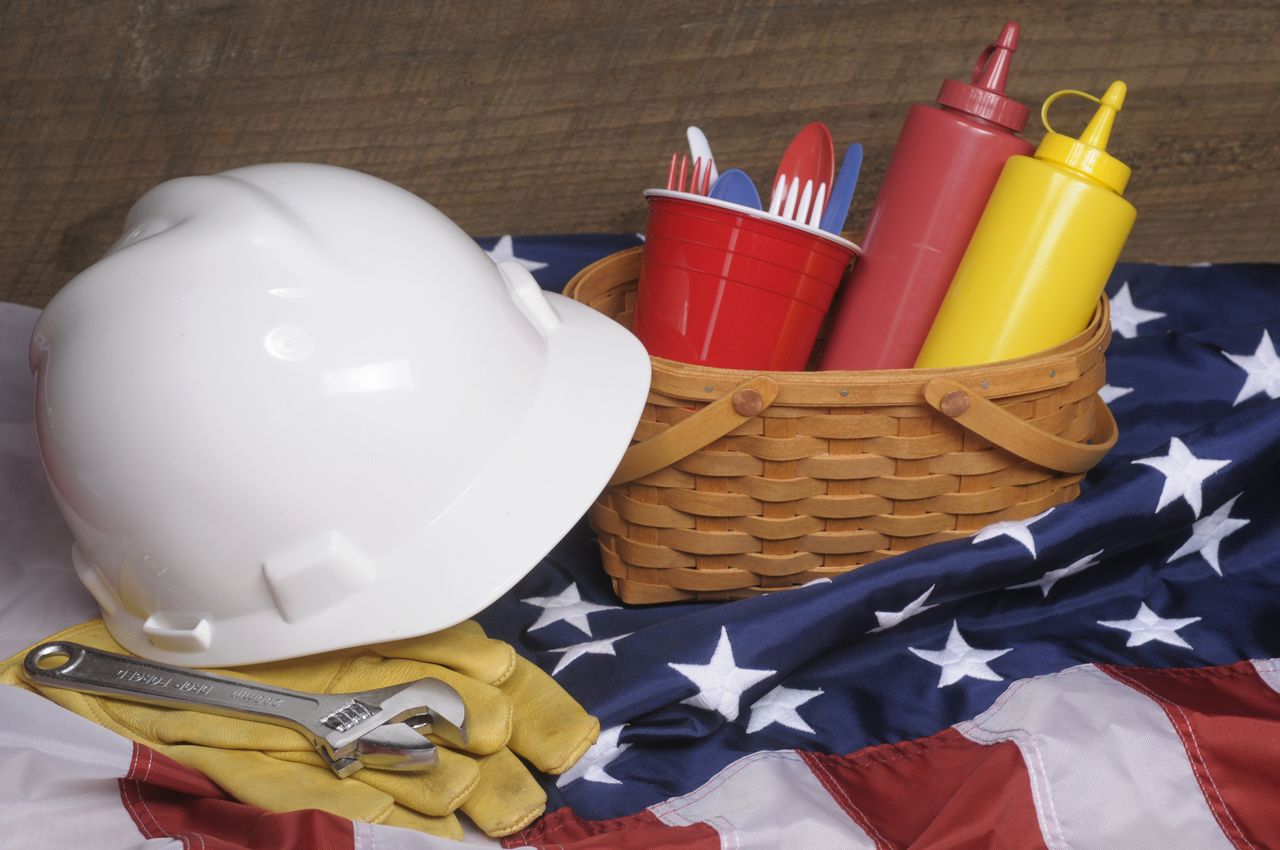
xmin=819 ymin=22 xmax=1033 ymax=371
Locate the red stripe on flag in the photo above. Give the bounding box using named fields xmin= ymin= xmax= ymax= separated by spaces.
xmin=504 ymin=805 xmax=720 ymax=850
xmin=1102 ymin=660 xmax=1280 ymax=850
xmin=119 ymin=743 xmax=356 ymax=850
xmin=801 ymin=728 xmax=1047 ymax=850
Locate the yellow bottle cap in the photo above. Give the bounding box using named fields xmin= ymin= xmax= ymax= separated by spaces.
xmin=1034 ymin=81 xmax=1131 ymax=195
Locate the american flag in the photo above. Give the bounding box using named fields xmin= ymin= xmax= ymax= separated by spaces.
xmin=3 ymin=236 xmax=1279 ymax=849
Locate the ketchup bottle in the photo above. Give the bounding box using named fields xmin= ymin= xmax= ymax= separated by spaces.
xmin=819 ymin=22 xmax=1033 ymax=371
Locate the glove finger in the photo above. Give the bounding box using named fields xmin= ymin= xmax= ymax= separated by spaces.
xmin=243 ymin=622 xmax=512 ymax=693
xmin=501 ymin=654 xmax=600 ymax=774
xmin=336 ymin=745 xmax=481 ymax=818
xmin=116 ymin=704 xmax=308 ymax=752
xmin=237 ymin=646 xmax=369 ymax=694
xmin=19 ymin=675 xmax=290 ymax=758
xmin=160 ymin=743 xmax=397 ymax=826
xmin=380 ymin=807 xmax=464 ymax=841
xmin=458 ymin=747 xmax=547 ymax=838
xmin=366 ymin=622 xmax=516 ymax=687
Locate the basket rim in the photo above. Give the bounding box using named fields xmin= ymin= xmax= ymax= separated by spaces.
xmin=565 ymin=245 xmax=1112 ymax=405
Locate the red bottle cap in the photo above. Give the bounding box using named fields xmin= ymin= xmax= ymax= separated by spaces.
xmin=936 ymin=22 xmax=1030 ymax=133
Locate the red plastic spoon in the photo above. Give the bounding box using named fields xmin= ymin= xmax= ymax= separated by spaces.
xmin=768 ymin=122 xmax=835 ymax=218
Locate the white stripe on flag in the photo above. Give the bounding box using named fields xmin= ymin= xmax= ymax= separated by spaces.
xmin=648 ymin=749 xmax=874 ymax=849
xmin=955 ymin=664 xmax=1234 ymax=850
xmin=357 ymin=821 xmax=507 ymax=849
xmin=1250 ymin=659 xmax=1280 ymax=694
xmin=0 ymin=684 xmax=181 ymax=850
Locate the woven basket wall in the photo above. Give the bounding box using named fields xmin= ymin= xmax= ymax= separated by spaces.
xmin=566 ymin=247 xmax=1117 ymax=604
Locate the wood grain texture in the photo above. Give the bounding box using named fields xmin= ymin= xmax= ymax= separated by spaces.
xmin=2 ymin=0 xmax=1278 ymax=306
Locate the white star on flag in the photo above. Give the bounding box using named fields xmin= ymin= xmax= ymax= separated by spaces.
xmin=521 ymin=583 xmax=619 ymax=637
xmin=556 ymin=725 xmax=630 ymax=787
xmin=1098 ymin=603 xmax=1201 ymax=649
xmin=669 ymin=627 xmax=776 ymax=721
xmin=1100 ymin=384 xmax=1134 ymax=404
xmin=1167 ymin=494 xmax=1250 ymax=576
xmin=549 ymin=633 xmax=631 ymax=675
xmin=1133 ymin=438 xmax=1230 ymax=518
xmin=869 ymin=585 xmax=939 ymax=633
xmin=746 ymin=685 xmax=824 ymax=734
xmin=972 ymin=509 xmax=1053 ymax=557
xmin=1009 ymin=551 xmax=1104 ymax=597
xmin=1223 ymin=330 xmax=1280 ymax=406
xmin=1109 ymin=282 xmax=1166 ymax=339
xmin=484 ymin=235 xmax=548 ymax=271
xmin=909 ymin=622 xmax=1013 ymax=688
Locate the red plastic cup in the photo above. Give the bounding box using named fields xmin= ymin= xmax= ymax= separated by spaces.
xmin=633 ymin=189 xmax=860 ymax=371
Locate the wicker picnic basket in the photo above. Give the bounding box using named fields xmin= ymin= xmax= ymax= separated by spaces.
xmin=565 ymin=246 xmax=1119 ymax=604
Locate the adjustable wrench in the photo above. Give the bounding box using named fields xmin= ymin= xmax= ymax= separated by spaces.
xmin=23 ymin=641 xmax=468 ymax=778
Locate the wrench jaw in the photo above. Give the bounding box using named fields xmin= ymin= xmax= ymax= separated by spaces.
xmin=313 ymin=682 xmax=467 ymax=776
xmin=318 ymin=678 xmax=470 ymax=757
xmin=316 ymin=722 xmax=441 ymax=777
xmin=320 ymin=750 xmax=365 ymax=779
xmin=413 ymin=708 xmax=469 ymax=750
xmin=355 ymin=723 xmax=441 ymax=772
xmin=397 ymin=679 xmax=469 ymax=748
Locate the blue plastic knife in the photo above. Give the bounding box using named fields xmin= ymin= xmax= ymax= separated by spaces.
xmin=819 ymin=143 xmax=863 ymax=235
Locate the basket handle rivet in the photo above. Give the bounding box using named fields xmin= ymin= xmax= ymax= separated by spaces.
xmin=704 ymin=385 xmax=715 ymax=393
xmin=840 ymin=389 xmax=850 ymax=397
xmin=733 ymin=389 xmax=766 ymax=417
xmin=940 ymin=390 xmax=971 ymax=418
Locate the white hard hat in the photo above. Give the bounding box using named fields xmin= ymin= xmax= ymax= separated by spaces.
xmin=30 ymin=163 xmax=650 ymax=667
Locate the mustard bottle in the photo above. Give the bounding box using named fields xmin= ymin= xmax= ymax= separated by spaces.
xmin=915 ymin=81 xmax=1135 ymax=368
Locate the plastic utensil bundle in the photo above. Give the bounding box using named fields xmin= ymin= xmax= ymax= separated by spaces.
xmin=660 ymin=122 xmax=860 ymax=234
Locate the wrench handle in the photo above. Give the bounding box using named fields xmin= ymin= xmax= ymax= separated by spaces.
xmin=23 ymin=641 xmax=333 ymax=742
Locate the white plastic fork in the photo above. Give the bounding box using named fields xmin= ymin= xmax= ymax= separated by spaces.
xmin=769 ymin=174 xmax=828 ymax=228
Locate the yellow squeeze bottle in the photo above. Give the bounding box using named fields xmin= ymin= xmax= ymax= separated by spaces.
xmin=915 ymin=81 xmax=1135 ymax=368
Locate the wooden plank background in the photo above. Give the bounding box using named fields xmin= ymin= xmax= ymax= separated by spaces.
xmin=2 ymin=0 xmax=1278 ymax=306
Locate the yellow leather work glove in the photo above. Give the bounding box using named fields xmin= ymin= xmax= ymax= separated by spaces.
xmin=0 ymin=619 xmax=598 ymax=840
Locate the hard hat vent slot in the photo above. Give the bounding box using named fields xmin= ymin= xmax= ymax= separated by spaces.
xmin=142 ymin=613 xmax=213 ymax=652
xmin=262 ymin=532 xmax=377 ymax=624
xmin=498 ymin=260 xmax=562 ymax=337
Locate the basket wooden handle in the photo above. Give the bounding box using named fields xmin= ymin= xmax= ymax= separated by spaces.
xmin=924 ymin=377 xmax=1118 ymax=473
xmin=609 ymin=375 xmax=780 ymax=486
